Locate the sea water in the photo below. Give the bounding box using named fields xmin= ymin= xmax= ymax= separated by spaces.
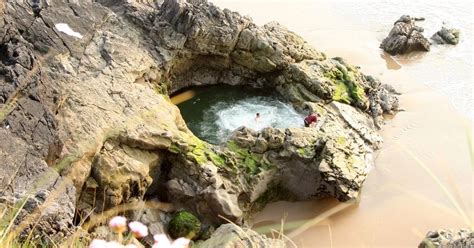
xmin=175 ymin=85 xmax=304 ymax=144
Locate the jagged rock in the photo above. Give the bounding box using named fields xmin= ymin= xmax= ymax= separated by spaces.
xmin=261 ymin=127 xmax=285 ymax=149
xmin=195 ymin=224 xmax=285 ymax=248
xmin=419 ymin=229 xmax=473 ymax=248
xmin=0 ymin=0 xmax=399 ymax=244
xmin=251 ymin=137 xmax=268 ymax=154
xmin=380 ymin=15 xmax=431 ymax=55
xmin=276 ymin=58 xmax=400 ymax=127
xmin=431 ymin=27 xmax=460 ymax=45
xmin=78 ymin=141 xmax=159 ymax=214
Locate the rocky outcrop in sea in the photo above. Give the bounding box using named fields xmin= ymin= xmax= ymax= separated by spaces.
xmin=380 ymin=15 xmax=431 ymax=55
xmin=0 ymin=0 xmax=399 ymax=246
xmin=431 ymin=27 xmax=460 ymax=45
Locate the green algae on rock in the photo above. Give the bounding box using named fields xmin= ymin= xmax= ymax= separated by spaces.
xmin=168 ymin=211 xmax=202 ymax=240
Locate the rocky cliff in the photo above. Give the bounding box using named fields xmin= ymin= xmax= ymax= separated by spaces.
xmin=0 ymin=0 xmax=399 ymax=245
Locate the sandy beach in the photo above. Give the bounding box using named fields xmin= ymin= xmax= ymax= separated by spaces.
xmin=212 ymin=0 xmax=473 ymax=246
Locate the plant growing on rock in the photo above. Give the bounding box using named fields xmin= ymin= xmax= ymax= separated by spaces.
xmin=168 ymin=211 xmax=202 ymax=240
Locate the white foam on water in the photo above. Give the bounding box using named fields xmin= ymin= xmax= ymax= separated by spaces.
xmin=198 ymin=96 xmax=304 ymax=144
xmin=55 ymin=23 xmax=83 ymax=39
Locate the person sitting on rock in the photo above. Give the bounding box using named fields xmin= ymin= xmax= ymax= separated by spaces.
xmin=304 ymin=113 xmax=318 ymax=127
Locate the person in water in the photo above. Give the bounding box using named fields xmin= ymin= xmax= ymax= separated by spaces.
xmin=255 ymin=113 xmax=260 ymax=122
xmin=304 ymin=113 xmax=318 ymax=127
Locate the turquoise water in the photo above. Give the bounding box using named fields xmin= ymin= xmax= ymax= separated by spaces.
xmin=176 ymin=85 xmax=305 ymax=144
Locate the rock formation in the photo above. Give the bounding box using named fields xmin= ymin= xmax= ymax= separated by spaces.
xmin=418 ymin=229 xmax=473 ymax=248
xmin=380 ymin=15 xmax=431 ymax=55
xmin=0 ymin=0 xmax=399 ymax=245
xmin=431 ymin=27 xmax=460 ymax=45
xmin=195 ymin=224 xmax=285 ymax=248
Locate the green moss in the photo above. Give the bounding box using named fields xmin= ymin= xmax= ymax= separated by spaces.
xmin=188 ymin=148 xmax=208 ymax=165
xmin=296 ymin=147 xmax=304 ymax=155
xmin=333 ymin=80 xmax=351 ymax=104
xmin=226 ymin=140 xmax=247 ymax=155
xmin=226 ymin=141 xmax=275 ymax=176
xmin=351 ymin=84 xmax=367 ymax=103
xmin=323 ymin=64 xmax=368 ymax=106
xmin=243 ymin=156 xmax=258 ymax=174
xmin=171 ymin=135 xmax=274 ymax=176
xmin=208 ymin=152 xmax=226 ymax=167
xmin=296 ymin=147 xmax=315 ymax=158
xmin=336 ymin=136 xmax=346 ymax=145
xmin=175 ymin=136 xmax=231 ymax=169
xmin=169 ymin=143 xmax=181 ymax=154
xmin=168 ymin=211 xmax=202 ymax=240
xmin=323 ymin=69 xmax=344 ymax=81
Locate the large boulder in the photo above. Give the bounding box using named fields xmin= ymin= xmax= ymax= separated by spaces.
xmin=419 ymin=229 xmax=473 ymax=248
xmin=195 ymin=224 xmax=285 ymax=248
xmin=380 ymin=15 xmax=431 ymax=55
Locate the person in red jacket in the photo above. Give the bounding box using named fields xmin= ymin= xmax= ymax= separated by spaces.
xmin=304 ymin=113 xmax=318 ymax=127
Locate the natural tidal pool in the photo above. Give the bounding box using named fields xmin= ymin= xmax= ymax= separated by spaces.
xmin=173 ymin=85 xmax=305 ymax=144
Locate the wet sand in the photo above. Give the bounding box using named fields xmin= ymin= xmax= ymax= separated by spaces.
xmin=212 ymin=1 xmax=473 ymax=247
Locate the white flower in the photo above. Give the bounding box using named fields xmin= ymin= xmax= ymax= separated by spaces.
xmin=128 ymin=221 xmax=149 ymax=238
xmin=152 ymin=234 xmax=190 ymax=248
xmin=153 ymin=234 xmax=171 ymax=248
xmin=172 ymin=238 xmax=190 ymax=248
xmin=89 ymin=239 xmax=107 ymax=248
xmin=109 ymin=216 xmax=127 ymax=233
xmin=106 ymin=241 xmax=123 ymax=248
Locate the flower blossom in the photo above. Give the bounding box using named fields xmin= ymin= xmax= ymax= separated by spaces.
xmin=105 ymin=241 xmax=123 ymax=248
xmin=128 ymin=221 xmax=149 ymax=238
xmin=109 ymin=216 xmax=127 ymax=233
xmin=89 ymin=239 xmax=107 ymax=248
xmin=152 ymin=234 xmax=190 ymax=248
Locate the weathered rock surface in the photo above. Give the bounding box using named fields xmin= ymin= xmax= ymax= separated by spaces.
xmin=195 ymin=224 xmax=285 ymax=248
xmin=418 ymin=229 xmax=473 ymax=248
xmin=0 ymin=0 xmax=399 ymax=245
xmin=380 ymin=15 xmax=431 ymax=55
xmin=431 ymin=27 xmax=460 ymax=45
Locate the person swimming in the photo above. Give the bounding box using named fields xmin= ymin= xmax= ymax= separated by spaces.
xmin=255 ymin=112 xmax=260 ymax=122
